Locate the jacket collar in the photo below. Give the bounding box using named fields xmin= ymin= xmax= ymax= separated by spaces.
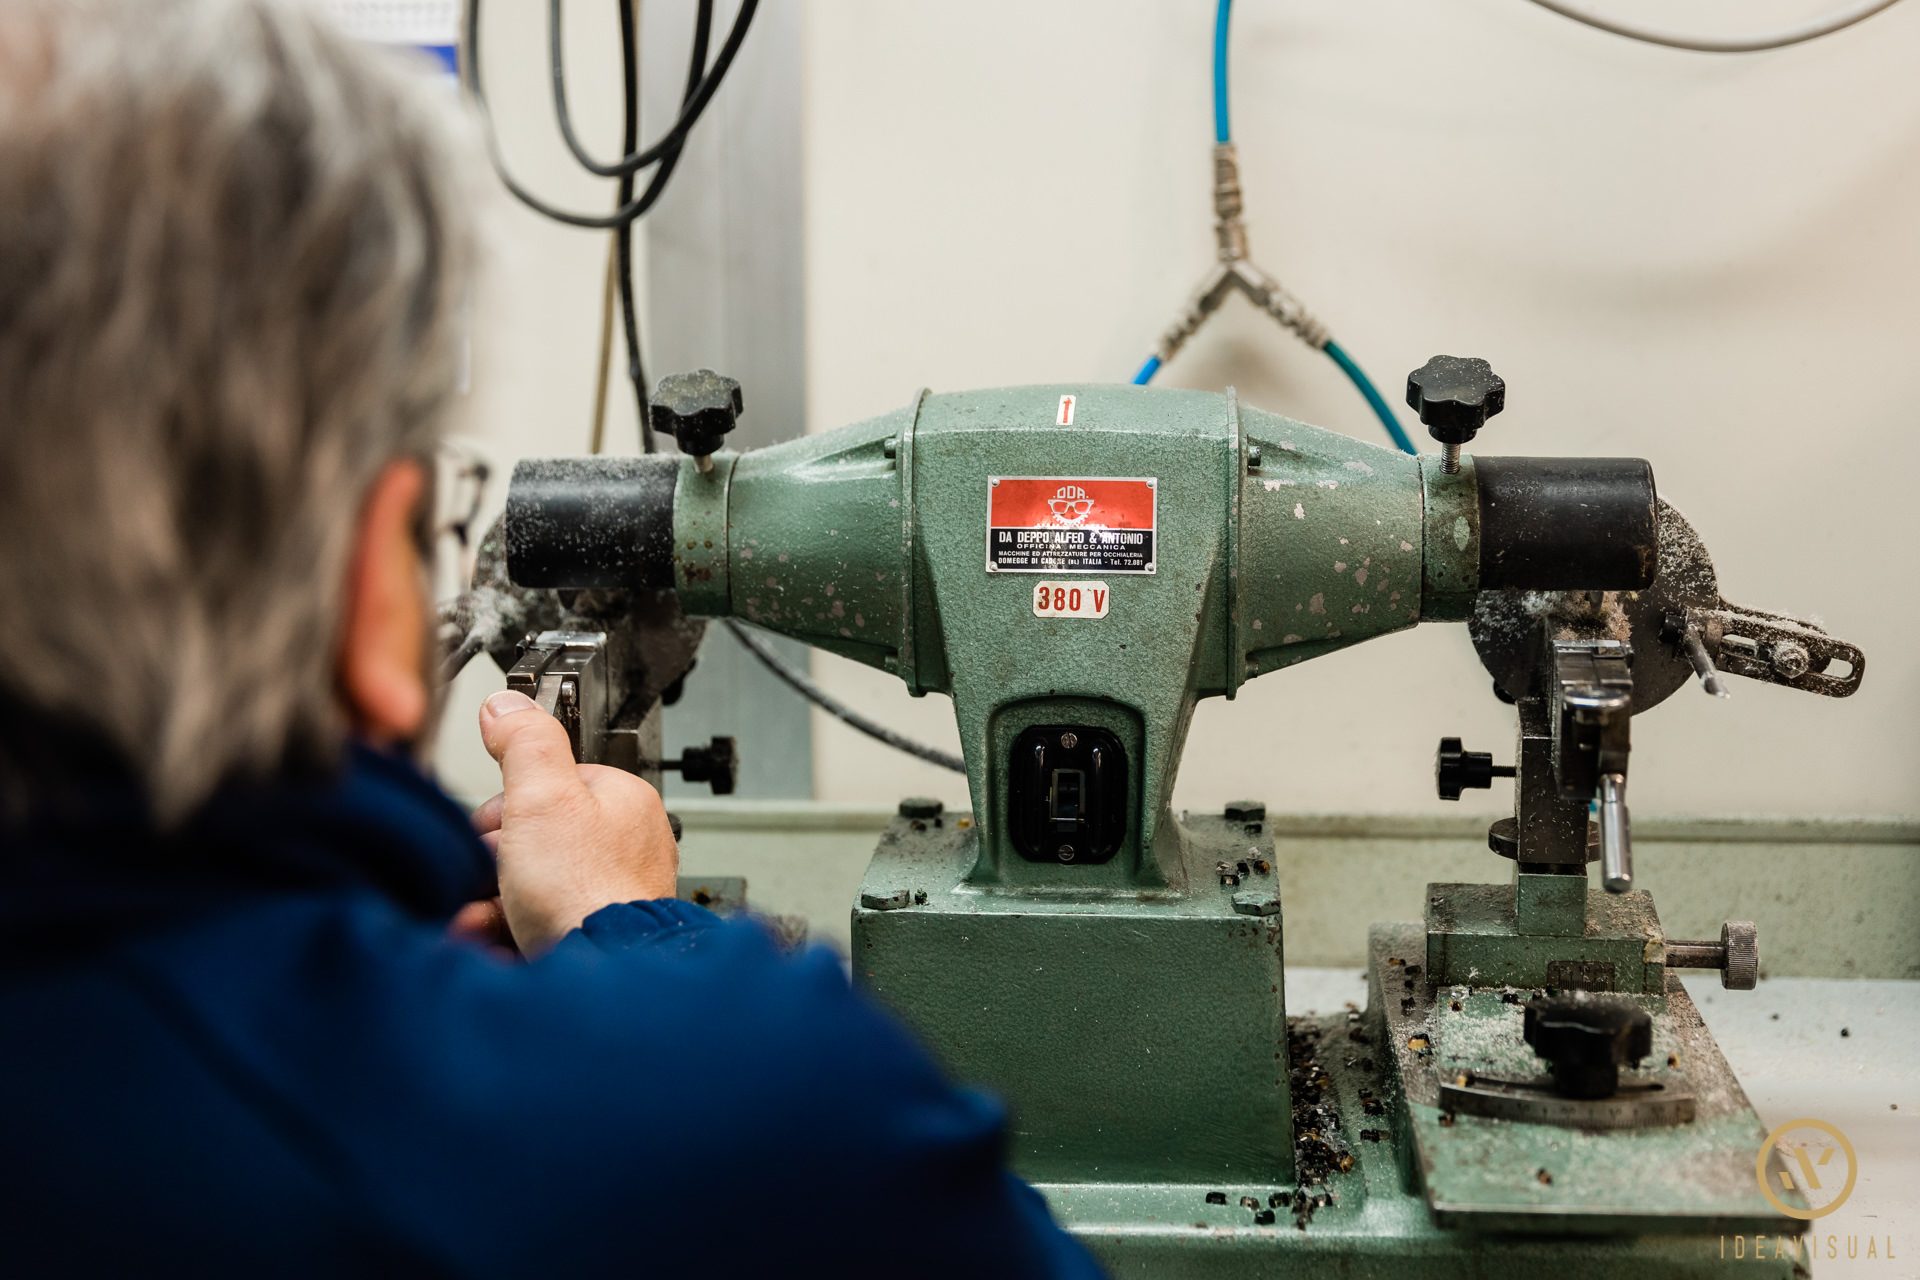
xmin=0 ymin=740 xmax=495 ymax=947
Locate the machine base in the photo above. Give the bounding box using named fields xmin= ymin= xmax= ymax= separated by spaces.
xmin=1051 ymin=967 xmax=1805 ymax=1277
xmin=853 ymin=804 xmax=1293 ymax=1184
xmin=853 ymin=805 xmax=1806 ymax=1275
xmin=1042 ymin=1008 xmax=1801 ymax=1278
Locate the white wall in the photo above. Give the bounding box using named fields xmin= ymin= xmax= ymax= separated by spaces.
xmin=432 ymin=0 xmax=646 ymax=795
xmin=446 ymin=1 xmax=1920 ymax=822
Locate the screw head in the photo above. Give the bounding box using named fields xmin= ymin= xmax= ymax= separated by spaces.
xmin=1223 ymin=800 xmax=1266 ymax=822
xmin=897 ymin=796 xmax=944 ymax=820
xmin=1059 ymin=732 xmax=1079 ymax=749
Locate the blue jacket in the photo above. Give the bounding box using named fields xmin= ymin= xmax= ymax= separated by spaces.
xmin=0 ymin=743 xmax=1100 ymax=1277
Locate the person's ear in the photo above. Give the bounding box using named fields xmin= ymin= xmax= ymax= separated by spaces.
xmin=338 ymin=458 xmax=431 ymax=745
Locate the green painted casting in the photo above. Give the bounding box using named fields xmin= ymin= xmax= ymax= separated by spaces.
xmin=1514 ymin=869 xmax=1589 ymax=937
xmin=672 ymin=383 xmax=1469 ymax=888
xmin=1373 ymin=924 xmax=1796 ymax=1241
xmin=853 ymin=809 xmax=1292 ymax=1185
xmin=648 ymin=383 xmax=1817 ymax=1267
xmin=1426 ymin=881 xmax=1669 ymax=994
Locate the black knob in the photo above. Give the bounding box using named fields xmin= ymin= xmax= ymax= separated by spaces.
xmin=1523 ymin=995 xmax=1652 ymax=1099
xmin=1434 ymin=736 xmax=1513 ymax=801
xmin=675 ymin=736 xmax=737 ymax=795
xmin=1406 ymin=355 xmax=1505 ymax=447
xmin=649 ymin=370 xmax=742 ymax=462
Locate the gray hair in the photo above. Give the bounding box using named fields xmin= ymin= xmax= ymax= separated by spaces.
xmin=0 ymin=0 xmax=479 ymax=819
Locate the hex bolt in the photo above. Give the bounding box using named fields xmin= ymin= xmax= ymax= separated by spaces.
xmin=1771 ymin=640 xmax=1811 ymax=680
xmin=1247 ymin=444 xmax=1263 ymax=469
xmin=1666 ymin=920 xmax=1760 ymax=990
xmin=1223 ymin=800 xmax=1267 ymax=822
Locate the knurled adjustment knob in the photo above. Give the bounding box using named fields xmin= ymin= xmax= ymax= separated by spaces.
xmin=650 ymin=370 xmax=742 ymax=473
xmin=1719 ymin=920 xmax=1759 ymax=991
xmin=1406 ymin=355 xmax=1505 ymax=475
xmin=675 ymin=736 xmax=737 ymax=795
xmin=1523 ymin=994 xmax=1653 ymax=1100
xmin=1434 ymin=736 xmax=1514 ymax=801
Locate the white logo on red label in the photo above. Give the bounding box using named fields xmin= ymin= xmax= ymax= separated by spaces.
xmin=1032 ymin=581 xmax=1109 ymax=619
xmin=1046 ymin=484 xmax=1095 ymax=527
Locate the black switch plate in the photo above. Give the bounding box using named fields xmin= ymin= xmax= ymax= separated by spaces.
xmin=1007 ymin=725 xmax=1128 ymax=865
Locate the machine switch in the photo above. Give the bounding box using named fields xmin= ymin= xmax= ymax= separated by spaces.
xmin=1007 ymin=725 xmax=1127 ymax=865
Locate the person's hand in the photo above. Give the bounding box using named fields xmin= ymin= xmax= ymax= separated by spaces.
xmin=473 ymin=689 xmax=679 ymax=955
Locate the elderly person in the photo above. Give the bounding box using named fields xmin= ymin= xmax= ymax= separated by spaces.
xmin=0 ymin=2 xmax=1097 ymax=1275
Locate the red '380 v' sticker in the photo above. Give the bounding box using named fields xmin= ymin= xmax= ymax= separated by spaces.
xmin=986 ymin=477 xmax=1157 ymax=574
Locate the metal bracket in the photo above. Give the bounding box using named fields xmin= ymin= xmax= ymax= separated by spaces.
xmin=1688 ymin=602 xmax=1864 ymax=698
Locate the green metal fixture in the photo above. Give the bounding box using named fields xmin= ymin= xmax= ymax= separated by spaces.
xmin=668 ymin=383 xmax=1470 ymax=888
xmin=504 ymin=369 xmax=1862 ymax=1275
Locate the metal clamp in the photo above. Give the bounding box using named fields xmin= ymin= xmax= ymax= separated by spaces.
xmin=506 ymin=630 xmax=610 ymax=762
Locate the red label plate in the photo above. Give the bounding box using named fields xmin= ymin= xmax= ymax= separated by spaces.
xmin=986 ymin=477 xmax=1157 ymax=574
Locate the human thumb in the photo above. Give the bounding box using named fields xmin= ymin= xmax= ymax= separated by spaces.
xmin=478 ymin=689 xmax=579 ymax=795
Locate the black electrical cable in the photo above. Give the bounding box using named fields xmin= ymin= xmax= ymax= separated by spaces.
xmin=460 ymin=2 xmax=957 ymax=776
xmin=548 ymin=0 xmax=754 ymax=178
xmin=612 ymin=0 xmax=713 ymax=449
xmin=613 ymin=0 xmax=652 ymax=448
xmin=462 ymin=0 xmax=756 ymax=229
xmin=726 ymin=621 xmax=967 ymax=774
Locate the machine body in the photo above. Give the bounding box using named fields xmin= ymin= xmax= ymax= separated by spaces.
xmin=502 ymin=378 xmax=1861 ymax=1275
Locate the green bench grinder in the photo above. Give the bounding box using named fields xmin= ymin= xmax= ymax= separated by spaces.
xmin=502 ymin=358 xmax=1864 ymax=1276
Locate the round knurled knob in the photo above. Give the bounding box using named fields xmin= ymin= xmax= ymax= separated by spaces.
xmin=1406 ymin=355 xmax=1506 ymax=447
xmin=1522 ymin=994 xmax=1653 ymax=1100
xmin=1720 ymin=920 xmax=1759 ymax=991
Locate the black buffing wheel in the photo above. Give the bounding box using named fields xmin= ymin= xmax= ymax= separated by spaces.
xmin=1468 ymin=500 xmax=1720 ymax=712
